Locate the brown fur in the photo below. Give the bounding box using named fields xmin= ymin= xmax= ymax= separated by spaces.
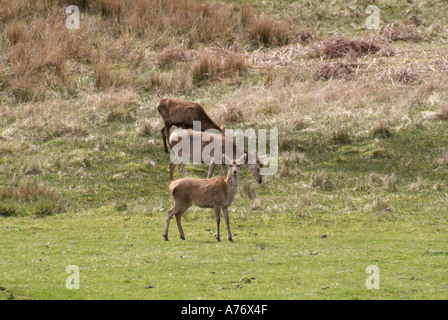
xmin=157 ymin=98 xmax=223 ymax=153
xmin=163 ymin=155 xmax=245 ymax=242
xmin=169 ymin=176 xmax=232 ymax=209
xmin=169 ymin=130 xmax=264 ymax=183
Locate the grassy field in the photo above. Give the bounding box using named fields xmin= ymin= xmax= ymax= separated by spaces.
xmin=1 ymin=0 xmax=448 ymax=300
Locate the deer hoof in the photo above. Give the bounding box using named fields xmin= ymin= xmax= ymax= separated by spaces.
xmin=163 ymin=234 xmax=168 ymax=241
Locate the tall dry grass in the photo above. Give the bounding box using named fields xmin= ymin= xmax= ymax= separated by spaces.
xmin=192 ymin=50 xmax=248 ymax=83
xmin=0 ymin=0 xmax=447 ymax=145
xmin=210 ymin=71 xmax=448 ymax=139
xmin=0 ymin=0 xmax=302 ymax=102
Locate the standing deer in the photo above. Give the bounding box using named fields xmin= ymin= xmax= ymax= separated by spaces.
xmin=157 ymin=98 xmax=224 ymax=153
xmin=163 ymin=154 xmax=246 ymax=242
xmin=168 ymin=129 xmax=267 ymax=183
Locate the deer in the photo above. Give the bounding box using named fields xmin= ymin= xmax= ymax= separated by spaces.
xmin=163 ymin=154 xmax=246 ymax=242
xmin=157 ymin=98 xmax=224 ymax=153
xmin=168 ymin=129 xmax=268 ymax=184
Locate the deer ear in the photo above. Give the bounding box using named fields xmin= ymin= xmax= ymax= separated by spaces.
xmin=237 ymin=154 xmax=246 ymax=165
xmin=258 ymin=154 xmax=270 ymax=166
xmin=222 ymin=154 xmax=231 ymax=164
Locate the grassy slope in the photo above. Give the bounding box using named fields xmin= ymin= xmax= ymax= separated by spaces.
xmin=1 ymin=0 xmax=448 ymax=299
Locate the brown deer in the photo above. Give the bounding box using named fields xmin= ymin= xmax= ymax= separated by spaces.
xmin=168 ymin=129 xmax=267 ymax=183
xmin=157 ymin=98 xmax=224 ymax=153
xmin=163 ymin=154 xmax=246 ymax=242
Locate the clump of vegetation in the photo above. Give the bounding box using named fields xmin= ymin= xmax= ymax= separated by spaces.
xmin=293 ymin=117 xmax=308 ymax=130
xmin=332 ymin=127 xmax=351 ymax=144
xmin=435 ymin=152 xmax=448 ymax=167
xmin=0 ymin=180 xmax=63 ymax=217
xmin=115 ymin=202 xmax=128 ymax=212
xmin=434 ymin=105 xmax=448 ymax=121
xmin=192 ymin=51 xmax=248 ymax=84
xmin=408 ymin=176 xmax=429 ymax=191
xmin=365 ymin=196 xmax=391 ymax=212
xmin=156 ymin=46 xmax=189 ymax=69
xmin=383 ymin=65 xmax=419 ymax=84
xmin=379 ymin=24 xmax=426 ymax=42
xmin=240 ymin=181 xmax=258 ymax=200
xmin=310 ymin=170 xmax=335 ymax=191
xmin=355 ymin=173 xmax=398 ymax=192
xmin=371 ymin=121 xmax=393 ymax=138
xmin=311 ymin=38 xmax=382 ymax=59
xmin=0 ymin=205 xmax=16 ymax=217
xmin=312 ymin=62 xmax=353 ymax=80
xmin=222 ymin=104 xmax=244 ymax=123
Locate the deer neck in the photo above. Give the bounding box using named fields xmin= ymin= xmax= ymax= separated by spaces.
xmin=226 ymin=170 xmax=239 ymax=196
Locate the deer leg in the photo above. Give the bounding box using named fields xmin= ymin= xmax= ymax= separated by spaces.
xmin=174 ymin=208 xmax=188 ymax=240
xmin=222 ymin=206 xmax=233 ymax=242
xmin=207 ymin=162 xmax=216 ymax=179
xmin=178 ymin=162 xmax=185 ymax=178
xmin=164 ymin=124 xmax=172 ymax=151
xmin=162 ymin=208 xmax=175 ymax=241
xmin=163 ymin=202 xmax=183 ymax=241
xmin=161 ymin=127 xmax=168 ymax=153
xmin=169 ymin=162 xmax=177 ymax=181
xmin=214 ymin=206 xmax=222 ymax=242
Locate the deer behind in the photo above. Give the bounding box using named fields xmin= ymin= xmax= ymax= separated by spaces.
xmin=163 ymin=154 xmax=246 ymax=242
xmin=157 ymin=98 xmax=223 ymax=153
xmin=169 ymin=129 xmax=266 ymax=183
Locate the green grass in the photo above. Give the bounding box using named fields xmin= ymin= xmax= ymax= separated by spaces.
xmin=1 ymin=213 xmax=446 ymax=300
xmin=1 ymin=118 xmax=448 ymax=299
xmin=1 ymin=0 xmax=448 ymax=300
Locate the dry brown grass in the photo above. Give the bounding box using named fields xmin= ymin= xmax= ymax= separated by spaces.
xmin=2 ymin=9 xmax=94 ymax=101
xmin=332 ymin=127 xmax=351 ymax=144
xmin=69 ymin=0 xmax=295 ymax=48
xmin=312 ymin=62 xmax=354 ymax=80
xmin=371 ymin=121 xmax=394 ymax=138
xmin=355 ymin=173 xmax=397 ymax=192
xmin=247 ymin=14 xmax=295 ymax=47
xmin=0 ymin=0 xmax=299 ymax=102
xmin=93 ymin=61 xmax=133 ymax=90
xmin=365 ymin=196 xmax=391 ymax=212
xmin=0 ymin=99 xmax=91 ymax=142
xmin=156 ymin=46 xmax=189 ymax=69
xmin=0 ymin=180 xmax=60 ymax=203
xmin=293 ymin=117 xmax=309 ymax=130
xmin=0 ymin=0 xmax=447 ymax=154
xmin=311 ymin=38 xmax=383 ymax=59
xmin=378 ymin=24 xmax=426 ymax=42
xmin=434 ymin=105 xmax=448 ymax=121
xmin=91 ymin=88 xmax=138 ymax=122
xmin=435 ymin=153 xmax=448 ymax=167
xmin=221 ymin=104 xmax=244 ymax=124
xmin=408 ymin=176 xmax=429 ymax=191
xmin=136 ymin=118 xmax=160 ymax=137
xmin=310 ymin=170 xmax=335 ymax=191
xmin=382 ymin=65 xmax=419 ymax=84
xmin=192 ymin=50 xmax=248 ymax=83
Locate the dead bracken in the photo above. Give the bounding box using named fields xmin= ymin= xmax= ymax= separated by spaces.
xmin=311 ymin=38 xmax=382 ymax=59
